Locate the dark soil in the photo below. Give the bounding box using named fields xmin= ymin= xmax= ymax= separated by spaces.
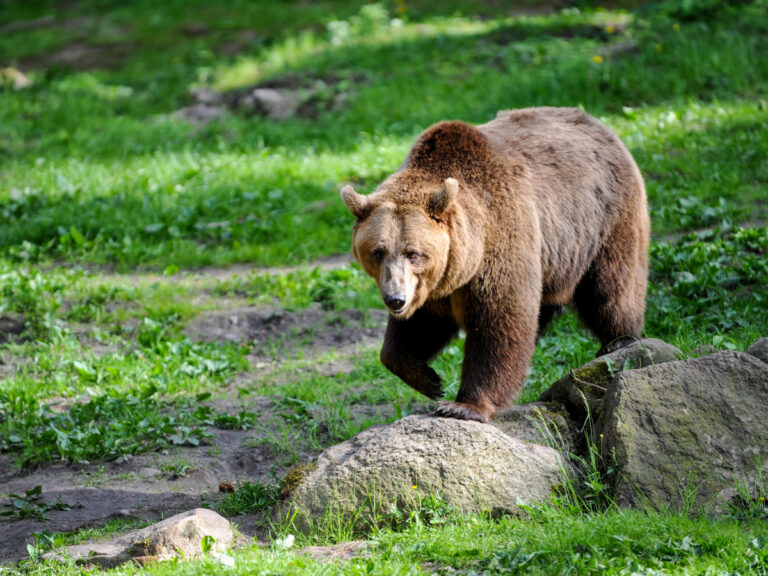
xmin=0 ymin=390 xmax=349 ymax=563
xmin=184 ymin=305 xmax=388 ymax=365
xmin=19 ymin=41 xmax=135 ymax=71
xmin=0 ymin=313 xmax=26 ymax=345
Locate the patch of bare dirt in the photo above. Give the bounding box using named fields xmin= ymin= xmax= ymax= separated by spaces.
xmin=0 ymin=15 xmax=95 ymax=34
xmin=0 ymin=256 xmax=394 ymax=565
xmin=184 ymin=305 xmax=388 ymax=365
xmin=0 ymin=313 xmax=26 ymax=345
xmin=176 ymin=72 xmax=368 ymax=125
xmin=0 ymin=395 xmax=309 ymax=564
xmin=193 ymin=254 xmax=353 ymax=282
xmin=0 ymin=300 xmax=393 ymax=564
xmin=0 ymin=384 xmax=402 ymax=564
xmin=660 ymin=219 xmax=768 ymax=244
xmin=19 ymin=41 xmax=134 ymax=71
xmin=94 ymin=254 xmax=352 ymax=294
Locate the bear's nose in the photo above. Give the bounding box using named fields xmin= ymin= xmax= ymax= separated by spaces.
xmin=384 ymin=294 xmax=406 ymax=311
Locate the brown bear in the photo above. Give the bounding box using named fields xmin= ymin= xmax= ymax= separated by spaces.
xmin=341 ymin=107 xmax=649 ymax=423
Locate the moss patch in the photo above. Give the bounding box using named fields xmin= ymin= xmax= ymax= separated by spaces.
xmin=279 ymin=462 xmax=318 ymax=500
xmin=571 ymin=362 xmax=613 ymax=390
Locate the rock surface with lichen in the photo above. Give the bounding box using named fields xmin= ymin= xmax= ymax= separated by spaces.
xmin=602 ymin=351 xmax=768 ymax=510
xmin=279 ymin=415 xmax=566 ymax=532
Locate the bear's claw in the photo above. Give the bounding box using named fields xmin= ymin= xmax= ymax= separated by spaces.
xmin=432 ymin=401 xmax=489 ymax=423
xmin=420 ymin=382 xmax=445 ymax=400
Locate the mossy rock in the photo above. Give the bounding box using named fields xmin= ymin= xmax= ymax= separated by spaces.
xmin=602 ymin=351 xmax=768 ymax=511
xmin=571 ymin=362 xmax=613 ymax=389
xmin=539 ymin=339 xmax=682 ymax=424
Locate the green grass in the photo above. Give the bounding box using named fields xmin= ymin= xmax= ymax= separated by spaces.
xmin=1 ymin=0 xmax=768 ymax=573
xmin=1 ymin=0 xmax=767 ymax=268
xmin=0 ymin=387 xmax=217 ymax=465
xmin=214 ymin=264 xmax=382 ymax=312
xmin=6 ymin=508 xmax=768 ymax=575
xmin=217 ymin=481 xmax=279 ymax=516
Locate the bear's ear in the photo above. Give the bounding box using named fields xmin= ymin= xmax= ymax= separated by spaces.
xmin=340 ymin=185 xmax=372 ymax=220
xmin=427 ymin=178 xmax=459 ymax=221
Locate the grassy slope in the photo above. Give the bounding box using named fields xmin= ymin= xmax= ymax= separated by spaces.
xmin=1 ymin=0 xmax=768 ymax=574
xmin=1 ymin=1 xmax=767 ymax=268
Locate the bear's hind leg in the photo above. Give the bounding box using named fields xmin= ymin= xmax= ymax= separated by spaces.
xmin=381 ymin=306 xmax=459 ymax=400
xmin=538 ymin=304 xmax=562 ymax=338
xmin=574 ymin=215 xmax=648 ymax=355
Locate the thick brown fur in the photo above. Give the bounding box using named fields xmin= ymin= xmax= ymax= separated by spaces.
xmin=341 ymin=107 xmax=649 ymax=422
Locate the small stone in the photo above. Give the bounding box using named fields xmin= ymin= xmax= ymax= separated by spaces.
xmin=190 ymin=87 xmax=223 ymax=106
xmin=44 ymin=509 xmax=233 ymax=568
xmin=301 ymin=540 xmax=370 ymax=563
xmin=241 ymin=88 xmax=302 ymax=120
xmin=0 ymin=67 xmax=32 ymax=90
xmin=218 ymin=482 xmax=235 ymax=493
xmin=174 ymin=104 xmax=227 ymax=127
xmin=137 ymin=467 xmax=160 ymax=480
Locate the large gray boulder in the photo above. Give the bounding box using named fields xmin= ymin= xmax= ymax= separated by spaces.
xmin=602 ymin=351 xmax=768 ymax=511
xmin=44 ymin=508 xmax=233 ymax=567
xmin=540 ymin=338 xmax=682 ymax=423
xmin=279 ymin=415 xmax=566 ymax=532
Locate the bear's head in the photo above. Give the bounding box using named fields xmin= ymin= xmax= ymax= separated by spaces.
xmin=340 ymin=177 xmax=461 ymax=319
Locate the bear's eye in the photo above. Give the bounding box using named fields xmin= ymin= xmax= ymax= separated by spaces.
xmin=372 ymin=248 xmax=386 ymax=261
xmin=405 ymin=251 xmax=421 ymax=262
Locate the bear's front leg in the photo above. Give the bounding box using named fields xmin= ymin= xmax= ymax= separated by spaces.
xmin=434 ymin=291 xmax=538 ymax=422
xmin=380 ymin=305 xmax=459 ymax=400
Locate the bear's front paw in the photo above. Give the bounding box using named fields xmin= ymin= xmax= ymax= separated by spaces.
xmin=432 ymin=401 xmax=490 ymax=423
xmin=404 ymin=366 xmax=444 ymax=400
